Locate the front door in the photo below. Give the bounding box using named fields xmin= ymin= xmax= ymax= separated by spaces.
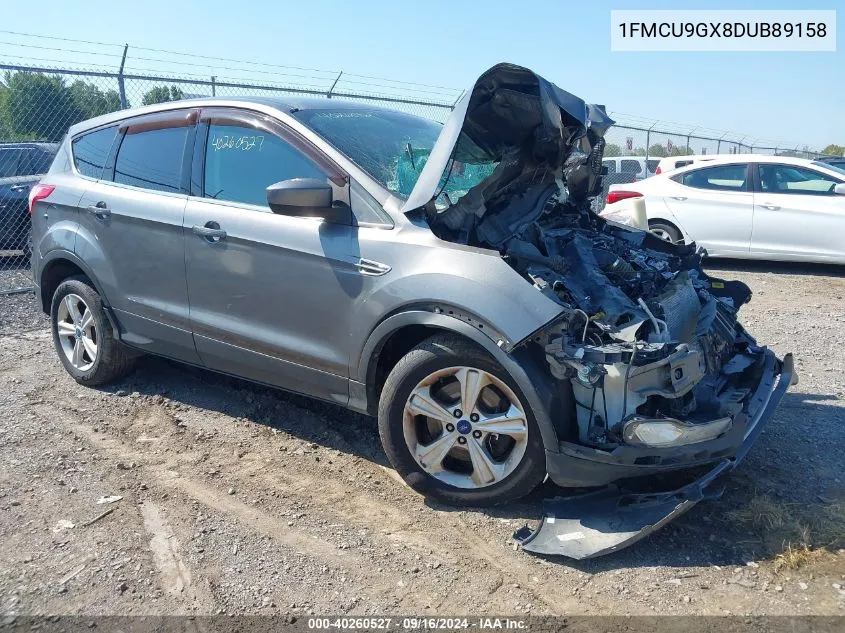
xmin=183 ymin=108 xmax=364 ymax=404
xmin=751 ymin=163 xmax=845 ymax=261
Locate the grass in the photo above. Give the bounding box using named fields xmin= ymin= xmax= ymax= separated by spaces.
xmin=725 ymin=492 xmax=845 ymax=571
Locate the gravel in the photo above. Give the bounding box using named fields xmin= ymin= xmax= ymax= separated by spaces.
xmin=1 ymin=259 xmax=843 ymax=616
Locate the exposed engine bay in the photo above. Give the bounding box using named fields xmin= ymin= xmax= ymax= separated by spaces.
xmin=412 ymin=64 xmax=772 ymax=451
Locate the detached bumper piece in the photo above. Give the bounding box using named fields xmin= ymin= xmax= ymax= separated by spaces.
xmin=514 ymin=353 xmax=794 ymax=559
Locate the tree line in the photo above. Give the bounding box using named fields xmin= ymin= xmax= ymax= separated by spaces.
xmin=0 ymin=71 xmax=184 ymax=142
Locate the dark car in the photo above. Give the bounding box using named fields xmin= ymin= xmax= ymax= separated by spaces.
xmin=817 ymin=155 xmax=845 ymax=171
xmin=0 ymin=142 xmax=58 ymax=254
xmin=29 ymin=64 xmax=793 ymax=558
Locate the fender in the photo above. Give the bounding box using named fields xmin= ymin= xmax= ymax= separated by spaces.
xmin=355 ymin=310 xmax=564 ymax=452
xmin=38 ymin=248 xmax=121 ymax=338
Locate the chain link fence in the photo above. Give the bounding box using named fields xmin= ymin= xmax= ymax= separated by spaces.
xmin=0 ymin=61 xmax=838 ymax=297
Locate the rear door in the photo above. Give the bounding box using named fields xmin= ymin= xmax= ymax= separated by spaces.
xmin=183 ymin=107 xmax=366 ymax=403
xmin=75 ymin=109 xmax=201 ymax=363
xmin=662 ymin=163 xmax=753 ymax=254
xmin=0 ymin=148 xmax=36 ymax=250
xmin=751 ymin=163 xmax=845 ymax=260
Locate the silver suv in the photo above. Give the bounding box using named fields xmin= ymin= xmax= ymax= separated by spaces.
xmin=30 ymin=65 xmax=792 ymax=532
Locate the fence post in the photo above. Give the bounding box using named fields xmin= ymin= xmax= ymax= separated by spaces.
xmin=645 ymin=122 xmax=656 ymax=164
xmin=326 ymin=71 xmax=342 ymax=99
xmin=211 ymin=76 xmax=216 ymax=96
xmin=117 ymin=44 xmax=128 ymax=109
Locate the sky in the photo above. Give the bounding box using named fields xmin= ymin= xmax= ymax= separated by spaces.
xmin=0 ymin=0 xmax=841 ymax=149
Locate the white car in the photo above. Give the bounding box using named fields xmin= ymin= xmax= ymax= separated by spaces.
xmin=653 ymin=154 xmax=734 ymax=175
xmin=601 ymin=155 xmax=845 ymax=263
xmin=602 ymin=156 xmax=659 ymax=180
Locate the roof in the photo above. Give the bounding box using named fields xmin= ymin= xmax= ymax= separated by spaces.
xmin=0 ymin=141 xmax=60 ymax=151
xmin=668 ymin=154 xmax=833 ymax=170
xmin=66 ymin=95 xmax=415 ymax=137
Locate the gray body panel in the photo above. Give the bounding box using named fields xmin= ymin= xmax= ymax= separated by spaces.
xmin=76 ymin=181 xmax=200 ymax=364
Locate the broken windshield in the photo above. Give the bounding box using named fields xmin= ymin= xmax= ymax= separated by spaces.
xmin=293 ymin=107 xmax=495 ymax=201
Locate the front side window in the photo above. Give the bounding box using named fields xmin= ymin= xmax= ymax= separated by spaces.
xmin=759 ymin=164 xmax=841 ymax=195
xmin=621 ymin=159 xmax=642 ymax=174
xmin=681 ymin=164 xmax=748 ymax=192
xmin=203 ymin=122 xmax=326 ymax=207
xmin=72 ymin=127 xmax=117 ymax=179
xmin=114 ymin=126 xmax=189 ymax=193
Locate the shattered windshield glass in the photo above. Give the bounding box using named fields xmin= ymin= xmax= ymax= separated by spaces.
xmin=293 ymin=108 xmax=495 ymax=200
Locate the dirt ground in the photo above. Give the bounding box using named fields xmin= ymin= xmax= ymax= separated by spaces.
xmin=1 ymin=260 xmax=844 ymax=617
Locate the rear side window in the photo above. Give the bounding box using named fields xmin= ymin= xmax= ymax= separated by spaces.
xmin=114 ymin=127 xmax=189 ymax=193
xmin=680 ymin=164 xmax=748 ymax=192
xmin=203 ymin=122 xmax=325 ymax=207
xmin=0 ymin=149 xmax=23 ymax=178
xmin=72 ymin=127 xmax=118 ymax=179
xmin=621 ymin=159 xmax=642 ymax=174
xmin=646 ymin=160 xmax=659 ymax=173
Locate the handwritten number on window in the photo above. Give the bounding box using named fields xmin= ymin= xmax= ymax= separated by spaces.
xmin=210 ymin=134 xmax=265 ymax=152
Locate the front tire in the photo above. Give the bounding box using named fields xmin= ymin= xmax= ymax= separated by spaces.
xmin=50 ymin=276 xmax=135 ymax=386
xmin=377 ymin=334 xmax=546 ymax=507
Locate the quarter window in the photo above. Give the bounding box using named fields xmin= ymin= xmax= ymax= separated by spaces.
xmin=758 ymin=164 xmax=841 ymax=195
xmin=681 ymin=164 xmax=748 ymax=192
xmin=114 ymin=127 xmax=189 ymax=193
xmin=203 ymin=122 xmax=325 ymax=207
xmin=72 ymin=127 xmax=118 ymax=179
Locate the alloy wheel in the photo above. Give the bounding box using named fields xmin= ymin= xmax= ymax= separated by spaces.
xmin=56 ymin=293 xmax=98 ymax=371
xmin=402 ymin=366 xmax=529 ymax=489
xmin=650 ymin=227 xmax=673 ymax=242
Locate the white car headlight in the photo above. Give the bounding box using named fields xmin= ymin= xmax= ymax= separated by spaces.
xmin=622 ymin=416 xmax=732 ymax=447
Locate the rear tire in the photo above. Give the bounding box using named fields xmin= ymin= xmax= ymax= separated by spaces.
xmin=648 ymin=220 xmax=683 ymax=243
xmin=50 ymin=276 xmax=135 ymax=386
xmin=377 ymin=334 xmax=546 ymax=507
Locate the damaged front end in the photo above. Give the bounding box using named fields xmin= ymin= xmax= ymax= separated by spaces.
xmin=403 ymin=64 xmax=794 ymax=558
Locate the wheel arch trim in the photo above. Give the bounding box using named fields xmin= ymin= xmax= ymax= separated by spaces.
xmin=356 ymin=310 xmax=560 ymax=451
xmin=39 ymin=249 xmax=121 ymax=336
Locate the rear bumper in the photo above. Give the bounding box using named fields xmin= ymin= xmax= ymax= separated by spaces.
xmin=545 ymin=349 xmax=792 ymax=488
xmin=516 ymin=352 xmax=794 ymax=559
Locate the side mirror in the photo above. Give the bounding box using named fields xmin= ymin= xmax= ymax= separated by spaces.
xmin=834 ymin=183 xmax=845 ymax=195
xmin=266 ymin=178 xmax=350 ymax=224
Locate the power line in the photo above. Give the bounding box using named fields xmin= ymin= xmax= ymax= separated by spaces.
xmin=0 ymin=29 xmax=463 ymax=94
xmin=0 ymin=29 xmax=124 ymax=49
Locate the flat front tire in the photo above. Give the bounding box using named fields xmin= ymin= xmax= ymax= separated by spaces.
xmin=378 ymin=334 xmax=546 ymax=506
xmin=50 ymin=276 xmax=135 ymax=386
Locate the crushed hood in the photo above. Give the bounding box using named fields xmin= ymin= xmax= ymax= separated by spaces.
xmin=400 ymin=63 xmax=614 ymax=214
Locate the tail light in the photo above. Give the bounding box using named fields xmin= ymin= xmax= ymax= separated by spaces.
xmin=655 ymin=165 xmax=662 ymax=174
xmin=28 ymin=184 xmax=55 ymax=215
xmin=606 ymin=190 xmax=643 ymax=205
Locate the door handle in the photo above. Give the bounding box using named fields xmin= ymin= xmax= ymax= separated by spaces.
xmin=669 ymin=196 xmax=688 ymax=201
xmin=192 ymin=222 xmax=227 ymax=243
xmin=86 ymin=202 xmax=111 ymax=219
xmin=760 ymin=203 xmax=780 ymax=211
xmin=9 ymin=184 xmax=29 ymax=192
xmin=354 ymin=258 xmax=391 ymax=276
